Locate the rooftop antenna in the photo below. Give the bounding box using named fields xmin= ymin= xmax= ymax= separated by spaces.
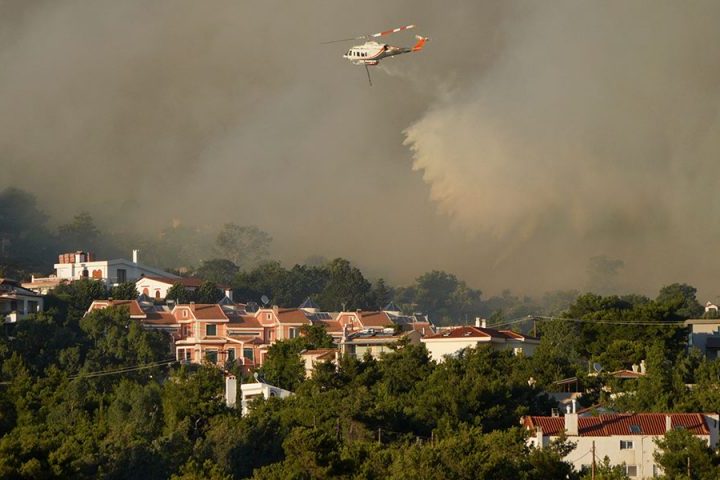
xmin=260 ymin=295 xmax=270 ymax=307
xmin=593 ymin=362 xmax=603 ymax=374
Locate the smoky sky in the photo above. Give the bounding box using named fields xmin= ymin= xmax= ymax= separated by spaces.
xmin=3 ymin=1 xmax=720 ymax=299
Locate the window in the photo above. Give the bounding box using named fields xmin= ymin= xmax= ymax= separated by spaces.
xmin=620 ymin=440 xmax=634 ymax=450
xmin=513 ymin=347 xmax=524 ymax=356
xmin=243 ymin=348 xmax=254 ymax=362
xmin=206 ymin=324 xmax=217 ymax=336
xmin=177 ymin=349 xmax=184 ymax=361
xmin=117 ymin=269 xmax=126 ymax=283
xmin=625 ymin=465 xmax=637 ymax=477
xmin=289 ymin=327 xmax=300 ymax=339
xmin=227 ymin=349 xmax=235 ymax=362
xmin=185 ymin=350 xmax=192 ymax=361
xmin=205 ymin=350 xmax=218 ymax=363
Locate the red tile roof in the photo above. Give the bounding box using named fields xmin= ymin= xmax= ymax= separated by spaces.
xmin=425 ymin=326 xmax=536 ymax=341
xmin=524 ymin=413 xmax=710 ymax=437
xmin=275 ymin=308 xmax=312 ymax=325
xmin=357 ymin=311 xmax=393 ymax=328
xmin=90 ymin=300 xmax=146 ymax=317
xmin=313 ymin=319 xmax=343 ymax=333
xmin=227 ymin=314 xmax=263 ymax=329
xmin=174 ymin=304 xmax=228 ymax=321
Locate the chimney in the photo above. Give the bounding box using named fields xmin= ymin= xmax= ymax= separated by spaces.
xmin=536 ymin=425 xmax=544 ymax=448
xmin=190 ymin=301 xmax=195 ymax=311
xmin=571 ymin=398 xmax=577 ymax=414
xmin=225 ymin=375 xmax=237 ymax=408
xmin=475 ymin=317 xmax=481 ymax=328
xmin=640 ymin=359 xmax=646 ymax=375
xmin=632 ymin=364 xmax=639 ymax=373
xmin=481 ymin=318 xmax=487 ymax=328
xmin=564 ymin=412 xmax=579 ymax=436
xmin=132 ymin=249 xmax=139 ymax=263
xmin=666 ymin=415 xmax=672 ymax=432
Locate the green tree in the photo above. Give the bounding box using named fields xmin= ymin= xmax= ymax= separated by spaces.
xmin=215 ymin=224 xmax=272 ymax=269
xmin=260 ymin=340 xmax=305 ymax=391
xmin=196 ymin=281 xmax=223 ymax=304
xmin=317 ymin=258 xmax=372 ymax=311
xmin=194 ymin=259 xmax=239 ymax=286
xmin=654 ymin=428 xmax=719 ymax=480
xmin=166 ymin=283 xmax=194 ymax=304
xmin=579 ymin=457 xmax=630 ymax=479
xmin=58 ymin=211 xmax=101 ymax=251
xmin=656 ymin=283 xmax=704 ymax=320
xmin=371 ymin=278 xmax=394 ymax=309
xmin=110 ymin=282 xmax=139 ymax=300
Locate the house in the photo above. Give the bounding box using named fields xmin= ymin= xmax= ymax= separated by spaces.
xmin=256 ymin=306 xmax=313 ymax=342
xmin=523 ymin=411 xmax=720 ymax=478
xmin=54 ymin=249 xmax=177 ymax=287
xmin=0 ymin=278 xmax=44 ymax=323
xmin=421 ymin=319 xmax=539 ymax=362
xmin=173 ymin=303 xmax=266 ymax=370
xmin=22 ymin=275 xmax=67 ymax=294
xmin=300 ymin=348 xmax=339 ymax=377
xmin=135 ymin=275 xmax=234 ymax=302
xmin=226 ymin=377 xmax=293 ymax=416
xmin=340 ymin=328 xmax=421 ymax=359
xmin=686 ymin=318 xmax=720 ymax=359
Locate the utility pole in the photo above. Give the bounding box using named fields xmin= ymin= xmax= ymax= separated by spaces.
xmin=591 ymin=441 xmax=596 ymax=480
xmin=687 ymin=456 xmax=691 ymax=478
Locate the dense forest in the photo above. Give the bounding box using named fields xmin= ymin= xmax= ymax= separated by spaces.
xmin=1 ymin=278 xmax=720 ymax=479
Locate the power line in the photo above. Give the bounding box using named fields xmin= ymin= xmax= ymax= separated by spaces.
xmin=69 ymin=358 xmax=177 ymax=380
xmin=490 ymin=315 xmax=685 ymax=329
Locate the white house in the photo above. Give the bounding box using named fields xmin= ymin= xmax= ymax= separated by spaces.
xmin=54 ymin=250 xmax=177 ymax=287
xmin=421 ymin=319 xmax=539 ymax=362
xmin=0 ymin=278 xmax=44 ymax=323
xmin=224 ymin=376 xmax=293 ymax=416
xmin=685 ymin=318 xmax=720 ymax=360
xmin=523 ymin=412 xmax=720 ymax=478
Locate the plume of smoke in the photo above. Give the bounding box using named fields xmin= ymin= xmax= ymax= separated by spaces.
xmin=404 ymin=1 xmax=720 ymax=292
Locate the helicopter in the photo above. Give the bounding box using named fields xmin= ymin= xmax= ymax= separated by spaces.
xmin=323 ymin=25 xmax=429 ymax=85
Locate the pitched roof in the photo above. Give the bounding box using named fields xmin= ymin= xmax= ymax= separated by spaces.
xmin=383 ymin=301 xmax=402 ymax=312
xmin=357 ymin=311 xmax=393 ymax=328
xmin=299 ymin=297 xmax=320 ymax=309
xmin=174 ymin=304 xmax=228 ymax=321
xmin=425 ymin=326 xmax=537 ymax=341
xmin=141 ymin=276 xmax=204 ymax=288
xmin=90 ymin=299 xmax=146 ymax=317
xmin=227 ymin=314 xmax=263 ymax=329
xmin=312 ymin=319 xmax=343 ymax=333
xmin=275 ymin=308 xmax=312 ymax=325
xmin=524 ymin=413 xmax=711 ymax=437
xmin=301 ymin=349 xmax=338 ymax=361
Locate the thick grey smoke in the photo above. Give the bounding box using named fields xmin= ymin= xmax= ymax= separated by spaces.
xmin=405 ymin=1 xmax=720 ymax=296
xmin=2 ymin=1 xmax=720 ymax=298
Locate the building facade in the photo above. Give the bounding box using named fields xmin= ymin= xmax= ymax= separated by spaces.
xmin=523 ymin=412 xmax=720 ymax=478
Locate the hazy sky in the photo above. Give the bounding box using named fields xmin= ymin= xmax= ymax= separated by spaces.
xmin=3 ymin=1 xmax=720 ymax=300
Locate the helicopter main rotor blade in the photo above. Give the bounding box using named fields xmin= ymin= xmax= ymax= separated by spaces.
xmin=369 ymin=24 xmax=415 ymax=39
xmin=321 ymin=24 xmax=415 ymax=44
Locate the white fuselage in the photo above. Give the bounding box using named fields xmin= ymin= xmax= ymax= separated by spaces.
xmin=343 ymin=41 xmax=403 ymax=66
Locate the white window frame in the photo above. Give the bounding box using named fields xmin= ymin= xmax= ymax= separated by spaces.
xmin=620 ymin=440 xmax=634 ymax=450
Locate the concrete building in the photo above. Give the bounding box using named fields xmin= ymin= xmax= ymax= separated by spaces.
xmin=0 ymin=278 xmax=44 ymax=323
xmin=224 ymin=376 xmax=293 ymax=416
xmin=686 ymin=318 xmax=720 ymax=359
xmin=340 ymin=328 xmax=421 ymax=359
xmin=421 ymin=319 xmax=539 ymax=362
xmin=54 ymin=250 xmax=177 ymax=287
xmin=523 ymin=412 xmax=720 ymax=478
